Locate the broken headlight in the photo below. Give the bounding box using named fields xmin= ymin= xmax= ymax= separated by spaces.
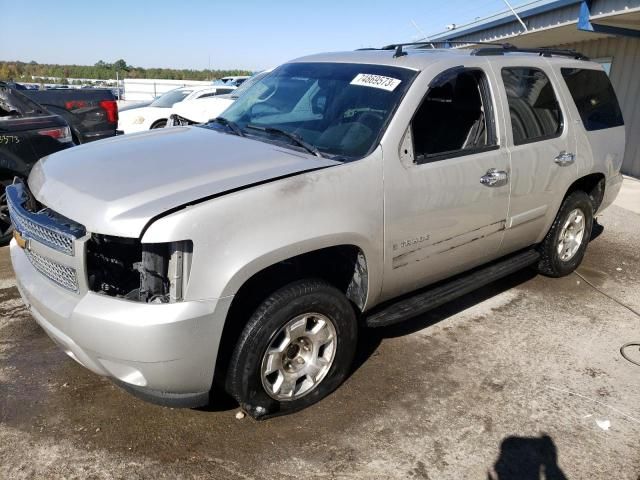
xmin=86 ymin=234 xmax=192 ymax=303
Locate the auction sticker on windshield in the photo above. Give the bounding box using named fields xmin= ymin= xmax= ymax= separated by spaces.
xmin=350 ymin=73 xmax=401 ymax=92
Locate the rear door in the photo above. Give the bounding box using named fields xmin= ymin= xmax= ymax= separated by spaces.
xmin=490 ymin=61 xmax=578 ymax=255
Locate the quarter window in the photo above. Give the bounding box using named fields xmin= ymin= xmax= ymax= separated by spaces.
xmin=501 ymin=67 xmax=562 ymax=145
xmin=411 ymin=68 xmax=497 ymax=163
xmin=561 ymin=68 xmax=623 ymax=131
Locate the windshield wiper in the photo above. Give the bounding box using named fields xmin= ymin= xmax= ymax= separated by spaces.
xmin=246 ymin=124 xmax=323 ymax=158
xmin=209 ymin=117 xmax=245 ymax=137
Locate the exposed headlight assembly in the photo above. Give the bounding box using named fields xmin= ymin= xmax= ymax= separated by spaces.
xmin=86 ymin=235 xmax=192 ymax=303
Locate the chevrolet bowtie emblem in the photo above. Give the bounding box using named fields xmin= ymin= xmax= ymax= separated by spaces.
xmin=13 ymin=230 xmax=29 ymax=250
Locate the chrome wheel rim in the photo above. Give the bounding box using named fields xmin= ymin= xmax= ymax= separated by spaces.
xmin=557 ymin=208 xmax=585 ymax=262
xmin=260 ymin=312 xmax=337 ymax=401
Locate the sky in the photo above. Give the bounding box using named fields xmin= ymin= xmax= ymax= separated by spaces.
xmin=1 ymin=0 xmax=524 ymax=71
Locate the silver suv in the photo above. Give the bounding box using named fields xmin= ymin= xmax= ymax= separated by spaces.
xmin=8 ymin=44 xmax=625 ymax=418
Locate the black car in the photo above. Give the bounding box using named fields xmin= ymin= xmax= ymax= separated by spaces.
xmin=0 ymin=82 xmax=74 ymax=244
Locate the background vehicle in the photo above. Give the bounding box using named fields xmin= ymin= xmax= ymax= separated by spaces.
xmin=118 ymin=85 xmax=236 ymax=133
xmin=22 ymin=88 xmax=117 ymax=144
xmin=214 ymin=75 xmax=250 ymax=87
xmin=169 ymin=70 xmax=272 ymax=125
xmin=0 ymin=82 xmax=73 ymax=244
xmin=8 ymin=46 xmax=625 ymax=419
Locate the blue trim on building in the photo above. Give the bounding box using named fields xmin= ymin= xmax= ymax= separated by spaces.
xmin=578 ymin=0 xmax=640 ymax=37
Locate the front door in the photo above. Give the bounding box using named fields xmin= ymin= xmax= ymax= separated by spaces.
xmin=380 ymin=65 xmax=511 ymax=302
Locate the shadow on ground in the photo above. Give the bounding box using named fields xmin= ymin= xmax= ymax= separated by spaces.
xmin=488 ymin=434 xmax=568 ymax=480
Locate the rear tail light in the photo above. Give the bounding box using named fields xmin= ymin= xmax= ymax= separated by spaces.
xmin=99 ymin=100 xmax=118 ymax=124
xmin=37 ymin=126 xmax=73 ymax=143
xmin=65 ymin=100 xmax=88 ymax=110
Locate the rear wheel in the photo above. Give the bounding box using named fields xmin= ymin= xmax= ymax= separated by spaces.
xmin=150 ymin=119 xmax=167 ymax=129
xmin=0 ymin=179 xmax=15 ymax=246
xmin=536 ymin=190 xmax=594 ymax=277
xmin=225 ymin=279 xmax=358 ymax=418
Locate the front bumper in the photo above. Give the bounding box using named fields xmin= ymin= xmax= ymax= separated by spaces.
xmin=11 ymin=240 xmax=233 ymax=407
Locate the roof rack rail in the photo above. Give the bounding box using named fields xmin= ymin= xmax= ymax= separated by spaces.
xmin=366 ymin=41 xmax=588 ymax=61
xmin=378 ymin=41 xmax=512 ymax=58
xmin=380 ymin=40 xmax=506 ymax=50
xmin=471 ymin=43 xmax=589 ymax=60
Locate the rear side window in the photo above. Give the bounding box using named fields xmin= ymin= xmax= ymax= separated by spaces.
xmin=501 ymin=67 xmax=563 ymax=145
xmin=561 ymin=68 xmax=623 ymax=131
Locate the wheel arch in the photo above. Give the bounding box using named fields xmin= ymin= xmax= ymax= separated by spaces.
xmin=536 ymin=172 xmax=606 ymax=244
xmin=212 ymin=242 xmax=369 ymax=387
xmin=564 ymin=172 xmax=606 ymax=213
xmin=150 ymin=118 xmax=168 ymax=129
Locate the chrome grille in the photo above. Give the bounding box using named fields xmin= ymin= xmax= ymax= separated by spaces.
xmin=24 ymin=249 xmax=79 ymax=292
xmin=8 ymin=202 xmax=75 ymax=255
xmin=6 ymin=182 xmax=84 ymax=256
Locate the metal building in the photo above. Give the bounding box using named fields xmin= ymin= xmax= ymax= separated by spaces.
xmin=428 ymin=0 xmax=640 ymax=177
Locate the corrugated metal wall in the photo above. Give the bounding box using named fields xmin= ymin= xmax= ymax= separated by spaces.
xmin=451 ymin=3 xmax=582 ymax=42
xmin=558 ymin=36 xmax=640 ymax=177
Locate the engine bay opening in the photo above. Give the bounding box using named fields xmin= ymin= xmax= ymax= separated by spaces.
xmin=86 ymin=234 xmax=192 ymax=303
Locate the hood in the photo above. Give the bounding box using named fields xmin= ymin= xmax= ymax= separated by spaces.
xmin=118 ymin=105 xmax=166 ymax=120
xmin=29 ymin=126 xmax=339 ymax=237
xmin=118 ymin=100 xmax=153 ymax=112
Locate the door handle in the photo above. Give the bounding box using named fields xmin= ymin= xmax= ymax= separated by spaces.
xmin=480 ymin=168 xmax=508 ymax=187
xmin=554 ymin=151 xmax=575 ymax=166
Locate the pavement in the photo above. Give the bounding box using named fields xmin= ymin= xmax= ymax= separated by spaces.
xmin=1 ymin=178 xmax=640 ymax=480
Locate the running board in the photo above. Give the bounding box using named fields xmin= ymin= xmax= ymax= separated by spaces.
xmin=365 ymin=249 xmax=540 ymax=328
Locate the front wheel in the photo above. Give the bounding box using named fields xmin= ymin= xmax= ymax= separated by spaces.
xmin=536 ymin=190 xmax=594 ymax=277
xmin=225 ymin=279 xmax=358 ymax=418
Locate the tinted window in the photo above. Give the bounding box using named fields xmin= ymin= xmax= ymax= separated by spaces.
xmin=561 ymin=68 xmax=623 ymax=131
xmin=412 ymin=68 xmax=497 ymax=162
xmin=501 ymin=68 xmax=563 ymax=145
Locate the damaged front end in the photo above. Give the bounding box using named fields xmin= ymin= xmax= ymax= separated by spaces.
xmin=166 ymin=113 xmax=200 ymax=127
xmin=86 ymin=235 xmax=192 ymax=303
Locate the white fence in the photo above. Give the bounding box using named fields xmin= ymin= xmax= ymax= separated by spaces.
xmin=122 ymin=78 xmax=212 ymax=101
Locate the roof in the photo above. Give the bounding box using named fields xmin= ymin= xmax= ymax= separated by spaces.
xmin=425 ymin=0 xmax=640 ymax=47
xmin=290 ymin=49 xmax=477 ymax=71
xmin=288 ymin=47 xmax=593 ymax=71
xmin=428 ymin=0 xmax=582 ymax=41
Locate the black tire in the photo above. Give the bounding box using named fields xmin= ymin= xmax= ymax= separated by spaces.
xmin=0 ymin=179 xmax=15 ymax=246
xmin=536 ymin=190 xmax=594 ymax=277
xmin=150 ymin=119 xmax=167 ymax=129
xmin=225 ymin=279 xmax=358 ymax=419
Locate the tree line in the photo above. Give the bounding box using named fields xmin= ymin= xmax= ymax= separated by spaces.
xmin=0 ymin=59 xmax=252 ymax=83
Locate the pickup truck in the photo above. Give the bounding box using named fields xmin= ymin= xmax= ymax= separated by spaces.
xmin=21 ymin=88 xmax=118 ymax=144
xmin=0 ymin=82 xmax=74 ymax=244
xmin=8 ymin=45 xmax=625 ymax=419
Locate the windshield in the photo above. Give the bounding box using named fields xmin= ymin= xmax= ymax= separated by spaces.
xmin=214 ymin=62 xmax=417 ymax=160
xmin=150 ymin=88 xmax=192 ymax=108
xmin=230 ymin=71 xmax=271 ymax=99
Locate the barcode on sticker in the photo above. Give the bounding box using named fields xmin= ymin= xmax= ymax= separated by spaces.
xmin=350 ymin=74 xmax=401 ymax=92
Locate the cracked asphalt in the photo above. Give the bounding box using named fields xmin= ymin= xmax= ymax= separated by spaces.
xmin=1 ymin=180 xmax=639 ymax=479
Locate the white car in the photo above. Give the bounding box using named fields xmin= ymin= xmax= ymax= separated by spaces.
xmin=118 ymin=85 xmax=235 ymax=133
xmin=170 ymin=70 xmax=272 ymax=124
